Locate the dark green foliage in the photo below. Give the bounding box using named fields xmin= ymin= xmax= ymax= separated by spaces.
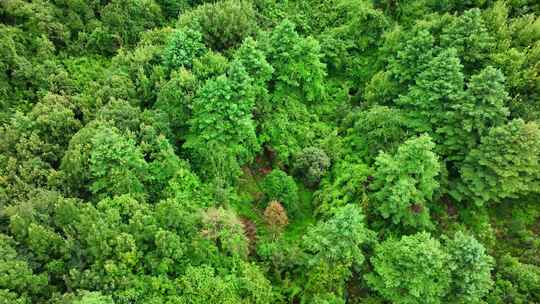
xmin=155 ymin=0 xmax=188 ymax=19
xmin=0 ymin=234 xmax=47 ymax=302
xmin=397 ymin=48 xmax=465 ymax=149
xmin=154 ymin=68 xmax=197 ymax=140
xmin=488 ymin=255 xmax=540 ymax=303
xmin=343 ymin=106 xmax=409 ymax=162
xmin=371 ymin=135 xmax=440 ymax=229
xmin=178 ymin=0 xmax=258 ymax=51
xmin=315 ymin=0 xmax=389 ymax=86
xmin=293 ymin=147 xmax=331 ymax=187
xmin=98 ymin=0 xmax=164 ymax=52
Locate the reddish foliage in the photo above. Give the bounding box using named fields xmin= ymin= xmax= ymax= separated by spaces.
xmin=241 ymin=217 xmax=258 ymax=253
xmin=410 ymin=203 xmax=423 ymax=213
xmin=241 ymin=218 xmax=257 ymax=243
xmin=442 ymin=195 xmax=458 ymax=217
xmin=264 ymin=200 xmax=289 ymax=235
xmin=259 ymin=166 xmax=272 ymax=175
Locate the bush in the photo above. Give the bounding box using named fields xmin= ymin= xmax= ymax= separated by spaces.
xmin=261 ymin=169 xmax=299 ymax=214
xmin=294 ymin=147 xmax=331 ymax=187
xmin=264 ymin=200 xmax=289 ymax=236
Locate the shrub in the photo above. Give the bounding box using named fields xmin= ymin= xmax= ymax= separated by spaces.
xmin=294 ymin=147 xmax=330 ymax=187
xmin=264 ymin=200 xmax=289 ymax=236
xmin=261 ymin=169 xmax=299 ymax=215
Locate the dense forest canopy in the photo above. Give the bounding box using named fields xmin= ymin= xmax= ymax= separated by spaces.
xmin=1 ymin=0 xmax=540 ymax=303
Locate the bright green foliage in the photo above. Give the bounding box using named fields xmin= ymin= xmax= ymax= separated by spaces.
xmin=235 ymin=262 xmax=275 ymax=304
xmin=261 ymin=169 xmax=299 ymax=215
xmin=387 ymin=27 xmax=435 ymax=85
xmin=364 ymin=70 xmax=401 ymax=107
xmin=192 ymin=51 xmax=229 ymax=80
xmin=89 ymin=127 xmax=147 ymax=200
xmin=303 ymin=204 xmax=374 ymax=267
xmin=233 ymin=37 xmax=273 ymax=107
xmin=60 ymin=122 xmax=143 ymax=200
xmin=364 ymin=23 xmax=437 ymax=105
xmin=301 ymin=262 xmax=349 ymax=304
xmin=366 ymin=232 xmax=451 ymax=304
xmin=258 ymin=96 xmax=316 ymax=164
xmin=200 ymin=207 xmax=249 ymax=259
xmin=109 ymin=32 xmax=169 ymax=106
xmin=234 ymin=38 xmax=273 ymax=86
xmin=73 ymin=292 xmax=114 ymax=304
xmin=185 ymin=68 xmax=259 ymax=181
xmin=397 ymin=48 xmax=465 ymax=151
xmin=163 ymin=28 xmax=206 ymax=70
xmin=178 ymin=263 xmax=274 ymax=303
xmin=268 ymin=20 xmax=326 ymax=102
xmin=315 ymin=162 xmax=372 ymax=216
xmin=371 ymin=135 xmax=440 ymax=229
xmin=4 ymin=190 xmax=231 ymax=302
xmin=446 ymin=231 xmax=494 ymax=303
xmin=178 ymin=0 xmax=258 ymax=51
xmin=0 ymin=94 xmax=81 ymax=163
xmin=302 ymin=205 xmax=374 ymax=303
xmin=144 ymin=133 xmax=188 ymax=201
xmin=493 ymin=45 xmax=540 ymax=120
xmin=60 ymin=111 xmax=181 ymax=201
xmin=458 ymin=119 xmax=540 ymax=205
xmin=440 ymin=8 xmax=495 ymax=71
xmin=0 ymin=94 xmax=82 ymax=206
xmin=255 ymin=22 xmax=326 ymax=163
